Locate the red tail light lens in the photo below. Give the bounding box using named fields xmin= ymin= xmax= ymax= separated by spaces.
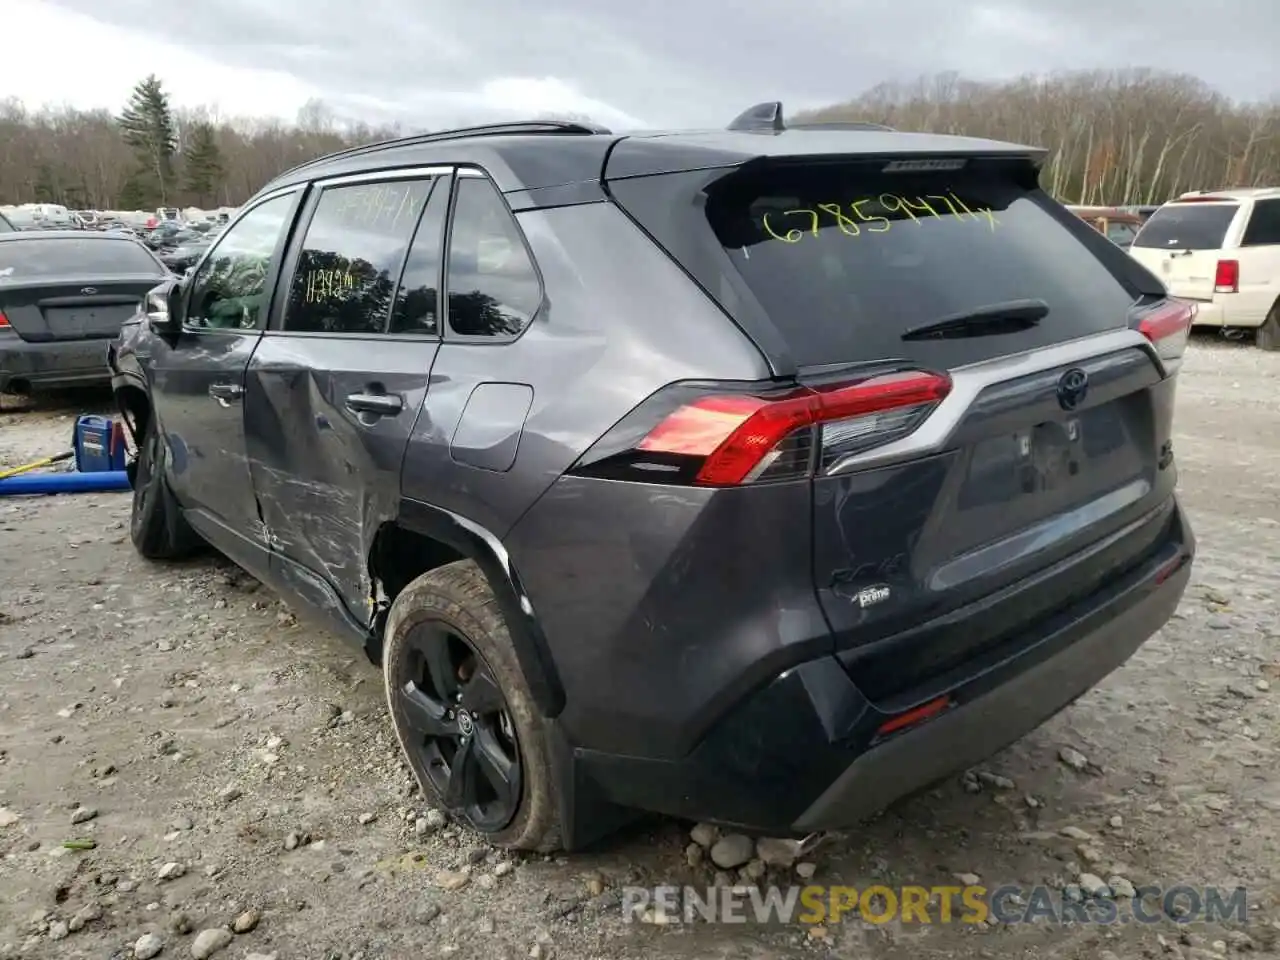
xmin=1138 ymin=299 xmax=1195 ymax=362
xmin=0 ymin=310 xmax=9 ymax=328
xmin=1213 ymin=259 xmax=1239 ymax=294
xmin=572 ymin=370 xmax=951 ymax=487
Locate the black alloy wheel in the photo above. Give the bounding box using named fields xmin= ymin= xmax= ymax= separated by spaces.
xmin=394 ymin=622 xmax=522 ymax=832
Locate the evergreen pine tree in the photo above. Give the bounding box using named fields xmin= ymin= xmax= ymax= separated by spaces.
xmin=117 ymin=75 xmax=178 ymax=205
xmin=183 ymin=123 xmax=224 ymax=207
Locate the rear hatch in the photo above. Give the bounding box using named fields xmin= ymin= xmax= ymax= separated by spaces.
xmin=1130 ymin=199 xmax=1241 ymax=300
xmin=0 ymin=236 xmax=166 ymax=341
xmin=606 ymin=146 xmax=1188 ymax=702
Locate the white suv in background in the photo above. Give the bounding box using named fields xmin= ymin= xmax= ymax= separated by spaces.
xmin=1129 ymin=188 xmax=1280 ymax=350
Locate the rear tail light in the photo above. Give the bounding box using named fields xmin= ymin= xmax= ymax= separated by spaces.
xmin=570 ymin=369 xmax=951 ymax=487
xmin=0 ymin=310 xmax=8 ymax=328
xmin=1213 ymin=259 xmax=1239 ymax=294
xmin=1137 ymin=299 xmax=1195 ymax=363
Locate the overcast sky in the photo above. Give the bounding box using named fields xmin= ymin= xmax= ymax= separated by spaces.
xmin=7 ymin=0 xmax=1278 ymax=130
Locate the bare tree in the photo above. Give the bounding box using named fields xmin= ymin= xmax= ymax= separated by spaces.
xmin=797 ymin=69 xmax=1280 ymax=204
xmin=1 ymin=69 xmax=1276 ymax=210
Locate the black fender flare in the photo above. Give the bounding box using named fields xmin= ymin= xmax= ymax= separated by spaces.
xmin=396 ymin=498 xmax=566 ymax=718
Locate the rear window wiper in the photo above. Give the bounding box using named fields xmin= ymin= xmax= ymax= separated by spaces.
xmin=900 ymin=299 xmax=1049 ymax=341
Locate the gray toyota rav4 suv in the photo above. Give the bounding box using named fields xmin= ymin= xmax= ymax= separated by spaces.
xmin=109 ymin=104 xmax=1196 ymax=851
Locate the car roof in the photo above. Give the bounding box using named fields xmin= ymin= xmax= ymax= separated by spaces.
xmin=1172 ymin=187 xmax=1280 ymax=203
xmin=258 ymin=108 xmax=1045 ymax=197
xmin=0 ymin=229 xmax=141 ymax=243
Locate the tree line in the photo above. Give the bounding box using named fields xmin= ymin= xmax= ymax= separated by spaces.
xmin=798 ymin=69 xmax=1279 ymax=205
xmin=0 ymin=69 xmax=1276 ymax=212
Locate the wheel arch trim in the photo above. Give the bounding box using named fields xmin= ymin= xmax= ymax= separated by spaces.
xmin=395 ymin=497 xmax=567 ymax=718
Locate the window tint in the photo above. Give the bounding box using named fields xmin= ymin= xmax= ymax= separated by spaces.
xmin=1241 ymin=199 xmax=1280 ymax=246
xmin=186 ymin=193 xmax=294 ymax=330
xmin=0 ymin=237 xmax=164 ymax=279
xmin=390 ymin=178 xmax=449 ymax=335
xmin=1133 ymin=203 xmax=1238 ymax=251
xmin=700 ymin=163 xmax=1136 ymax=367
xmin=284 ymin=179 xmax=433 ymax=334
xmin=445 ymin=177 xmax=541 ymax=338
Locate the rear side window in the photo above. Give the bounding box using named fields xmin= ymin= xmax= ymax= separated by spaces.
xmin=1133 ymin=203 xmax=1238 ymax=251
xmin=390 ymin=176 xmax=450 ymax=335
xmin=1241 ymin=199 xmax=1280 ymax=247
xmin=0 ymin=237 xmax=164 ymax=280
xmin=445 ymin=176 xmax=541 ymax=338
xmin=284 ymin=178 xmax=434 ymax=334
xmin=700 ymin=162 xmax=1137 ymax=367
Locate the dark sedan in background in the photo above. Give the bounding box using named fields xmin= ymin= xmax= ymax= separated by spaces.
xmin=0 ymin=231 xmax=170 ymax=395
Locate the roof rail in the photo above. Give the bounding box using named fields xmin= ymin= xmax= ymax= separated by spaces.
xmin=273 ymin=119 xmax=613 ymax=183
xmin=726 ymin=101 xmax=894 ymax=134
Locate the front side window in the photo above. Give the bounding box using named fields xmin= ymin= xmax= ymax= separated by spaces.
xmin=445 ymin=176 xmax=542 ymax=338
xmin=186 ymin=193 xmax=295 ymax=330
xmin=283 ymin=178 xmax=434 ymax=334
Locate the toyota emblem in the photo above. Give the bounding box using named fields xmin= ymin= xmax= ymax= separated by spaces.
xmin=1056 ymin=368 xmax=1089 ymax=411
xmin=81 ymin=286 xmax=98 ymax=294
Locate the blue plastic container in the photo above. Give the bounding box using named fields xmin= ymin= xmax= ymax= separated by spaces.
xmin=73 ymin=415 xmax=128 ymax=473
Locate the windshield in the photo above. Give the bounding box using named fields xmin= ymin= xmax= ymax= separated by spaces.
xmin=0 ymin=237 xmax=165 ymax=280
xmin=1133 ymin=203 xmax=1238 ymax=251
xmin=701 ymin=162 xmax=1137 ymax=366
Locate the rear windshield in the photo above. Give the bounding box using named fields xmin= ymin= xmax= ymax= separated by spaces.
xmin=0 ymin=238 xmax=165 ymax=280
xmin=1133 ymin=203 xmax=1238 ymax=251
xmin=701 ymin=162 xmax=1137 ymax=367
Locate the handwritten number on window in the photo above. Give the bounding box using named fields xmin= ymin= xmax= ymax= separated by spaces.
xmin=760 ymin=193 xmax=1001 ymax=245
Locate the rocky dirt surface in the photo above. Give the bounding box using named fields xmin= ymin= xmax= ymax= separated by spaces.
xmin=2 ymin=335 xmax=1279 ymax=960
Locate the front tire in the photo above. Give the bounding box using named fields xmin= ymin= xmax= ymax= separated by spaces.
xmin=383 ymin=561 xmax=562 ymax=852
xmin=1256 ymin=303 xmax=1280 ymax=352
xmin=129 ymin=415 xmax=199 ymax=560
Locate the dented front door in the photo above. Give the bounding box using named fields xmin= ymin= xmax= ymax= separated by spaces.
xmin=242 ymin=170 xmax=450 ymax=626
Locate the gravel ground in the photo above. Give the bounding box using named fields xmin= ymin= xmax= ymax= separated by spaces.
xmin=2 ymin=334 xmax=1279 ymax=960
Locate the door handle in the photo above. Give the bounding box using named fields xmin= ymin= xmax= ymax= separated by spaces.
xmin=209 ymin=383 xmax=245 ymax=407
xmin=345 ymin=392 xmax=404 ymax=416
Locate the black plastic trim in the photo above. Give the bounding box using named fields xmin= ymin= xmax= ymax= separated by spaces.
xmin=396 ymin=497 xmax=566 ymax=717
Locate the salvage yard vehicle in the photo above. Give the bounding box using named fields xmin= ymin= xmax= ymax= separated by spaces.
xmin=1129 ymin=188 xmax=1280 ymax=349
xmin=109 ymin=103 xmax=1196 ymax=851
xmin=0 ymin=230 xmax=170 ymax=395
xmin=1066 ymin=205 xmax=1145 ymax=249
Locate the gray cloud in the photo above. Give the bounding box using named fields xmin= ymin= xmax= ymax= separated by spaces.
xmin=44 ymin=0 xmax=1280 ymax=129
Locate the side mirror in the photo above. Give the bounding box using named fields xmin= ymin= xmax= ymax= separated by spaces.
xmin=146 ymin=278 xmax=185 ymax=334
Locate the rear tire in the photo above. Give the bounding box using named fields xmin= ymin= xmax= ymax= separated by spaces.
xmin=129 ymin=415 xmax=199 ymax=560
xmin=1256 ymin=303 xmax=1280 ymax=352
xmin=383 ymin=560 xmax=563 ymax=852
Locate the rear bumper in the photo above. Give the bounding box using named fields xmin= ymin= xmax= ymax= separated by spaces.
xmin=562 ymin=500 xmax=1194 ymax=841
xmin=1188 ymin=299 xmax=1228 ymax=327
xmin=0 ymin=335 xmax=111 ymax=392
